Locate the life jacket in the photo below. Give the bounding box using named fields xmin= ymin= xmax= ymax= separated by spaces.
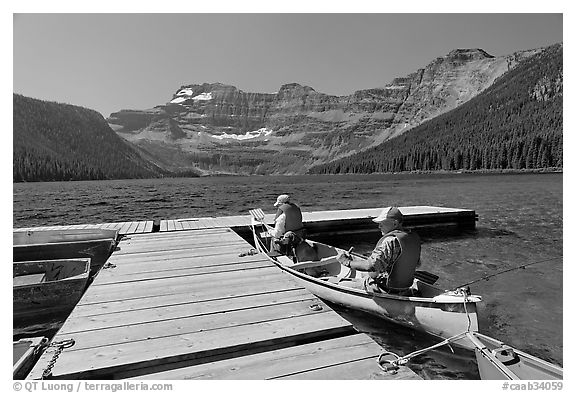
xmin=369 ymin=230 xmax=421 ymax=290
xmin=277 ymin=203 xmax=304 ymax=232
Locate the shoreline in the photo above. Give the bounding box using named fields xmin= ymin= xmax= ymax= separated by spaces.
xmin=12 ymin=167 xmax=563 ymax=183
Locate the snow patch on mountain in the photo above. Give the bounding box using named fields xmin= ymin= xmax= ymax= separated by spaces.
xmin=170 ymin=96 xmax=188 ymax=104
xmin=211 ymin=127 xmax=273 ymax=141
xmin=176 ymin=88 xmax=194 ymax=97
xmin=192 ymin=92 xmax=213 ymax=101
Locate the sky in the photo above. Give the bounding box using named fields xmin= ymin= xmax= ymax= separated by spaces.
xmin=12 ymin=11 xmax=563 ymax=118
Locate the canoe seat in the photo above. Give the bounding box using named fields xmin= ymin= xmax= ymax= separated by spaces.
xmin=13 ymin=273 xmax=46 ymax=286
xmin=291 ymin=256 xmax=337 ymax=270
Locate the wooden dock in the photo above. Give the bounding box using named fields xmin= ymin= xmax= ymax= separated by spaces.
xmin=26 ymin=227 xmax=420 ymax=380
xmin=14 ymin=206 xmax=477 ymax=236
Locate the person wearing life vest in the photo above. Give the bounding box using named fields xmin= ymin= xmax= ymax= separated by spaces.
xmin=337 ymin=206 xmax=421 ymax=294
xmin=268 ymin=194 xmax=305 ymax=253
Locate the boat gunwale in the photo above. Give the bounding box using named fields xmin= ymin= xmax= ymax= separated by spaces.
xmin=13 ymin=258 xmax=91 ymax=288
xmin=260 ymin=239 xmax=481 ymax=306
xmin=13 ymin=237 xmax=116 ymax=248
xmin=13 ymin=336 xmax=48 ymax=379
xmin=13 ymin=228 xmax=120 ymax=243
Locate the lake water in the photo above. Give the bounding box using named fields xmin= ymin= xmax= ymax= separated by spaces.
xmin=13 ymin=172 xmax=563 ymax=379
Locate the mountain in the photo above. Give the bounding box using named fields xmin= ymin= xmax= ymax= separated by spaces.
xmin=107 ymin=47 xmax=542 ymax=175
xmin=308 ymin=43 xmax=563 ymax=174
xmin=13 ymin=94 xmax=169 ymax=182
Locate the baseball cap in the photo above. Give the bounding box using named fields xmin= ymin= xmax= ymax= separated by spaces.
xmin=372 ymin=206 xmax=403 ymax=223
xmin=274 ymin=194 xmax=290 ymax=207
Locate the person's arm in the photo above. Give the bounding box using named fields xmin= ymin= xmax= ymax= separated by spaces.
xmin=268 ymin=213 xmax=286 ymax=238
xmin=337 ymin=247 xmax=379 ymax=271
xmin=338 ymin=237 xmax=400 ymax=272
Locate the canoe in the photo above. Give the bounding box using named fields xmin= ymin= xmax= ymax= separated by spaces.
xmin=13 ymin=336 xmax=49 ymax=379
xmin=250 ymin=216 xmax=482 ymax=349
xmin=465 ymin=332 xmax=563 ymax=380
xmin=13 ymin=228 xmax=120 ymax=245
xmin=13 ymin=238 xmax=115 ymax=277
xmin=13 ymin=258 xmax=90 ymax=322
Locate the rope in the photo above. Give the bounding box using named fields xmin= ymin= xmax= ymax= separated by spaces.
xmin=378 ymin=257 xmax=563 ymax=371
xmin=377 ymin=288 xmax=473 ymax=373
xmin=378 ymin=331 xmax=469 ymax=373
xmin=238 ymin=248 xmax=258 ymax=257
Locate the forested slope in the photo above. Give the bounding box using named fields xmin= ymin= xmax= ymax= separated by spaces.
xmin=309 ymin=43 xmax=563 ymax=174
xmin=13 ymin=94 xmax=167 ymax=181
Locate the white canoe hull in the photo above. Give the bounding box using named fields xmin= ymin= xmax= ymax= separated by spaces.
xmin=273 ymin=259 xmax=479 ymax=349
xmin=466 ymin=332 xmax=563 ymax=380
xmin=251 ymin=220 xmax=480 ymax=349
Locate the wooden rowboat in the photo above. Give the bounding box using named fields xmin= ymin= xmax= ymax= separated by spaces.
xmin=13 ymin=238 xmax=115 ymax=277
xmin=465 ymin=332 xmax=563 ymax=380
xmin=250 ymin=212 xmax=482 ymax=349
xmin=13 ymin=258 xmax=90 ymax=322
xmin=13 ymin=336 xmax=48 ymax=379
xmin=13 ymin=228 xmax=119 ymax=245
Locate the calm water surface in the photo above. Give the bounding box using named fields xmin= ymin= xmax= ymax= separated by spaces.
xmin=13 ymin=173 xmax=563 ymax=379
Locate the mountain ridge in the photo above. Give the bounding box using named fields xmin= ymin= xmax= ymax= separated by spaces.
xmin=106 ymin=46 xmax=544 ymax=175
xmin=13 ymin=43 xmax=561 ymax=182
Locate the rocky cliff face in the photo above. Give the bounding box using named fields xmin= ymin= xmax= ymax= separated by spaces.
xmin=107 ymin=47 xmax=542 ymax=175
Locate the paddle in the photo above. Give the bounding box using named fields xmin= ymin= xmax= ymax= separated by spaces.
xmin=414 ymin=270 xmax=439 ymax=285
xmin=249 ymin=208 xmax=274 ymax=231
xmin=249 ymin=208 xmax=276 ymax=252
xmin=249 ymin=209 xmax=270 ymax=228
xmin=295 ymin=246 xmax=356 ymax=271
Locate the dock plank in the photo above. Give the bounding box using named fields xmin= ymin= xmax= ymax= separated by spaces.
xmin=143 ymin=221 xmax=153 ymax=232
xmin=93 ymin=259 xmax=272 ymax=285
xmin=111 ymin=240 xmax=248 ymax=258
xmin=129 ymin=335 xmax=418 ymax=380
xmin=93 ymin=251 xmax=266 ymax=273
xmin=104 ymin=245 xmax=255 ymax=266
xmin=127 ymin=221 xmax=140 ymax=234
xmin=59 ymin=290 xmax=317 ymax=334
xmin=79 ymin=267 xmax=289 ymax=304
xmin=71 ymin=285 xmax=306 ymax=318
xmin=55 ymin=299 xmax=335 ymax=351
xmin=29 ymin=312 xmax=352 ymax=379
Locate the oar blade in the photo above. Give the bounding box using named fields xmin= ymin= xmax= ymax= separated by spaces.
xmin=249 ymin=208 xmax=266 ymax=222
xmin=414 ymin=270 xmax=439 ymax=285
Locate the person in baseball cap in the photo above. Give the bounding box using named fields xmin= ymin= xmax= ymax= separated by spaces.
xmin=274 ymin=194 xmax=290 ymax=207
xmin=268 ymin=194 xmax=305 ymax=253
xmin=337 ymin=206 xmax=421 ymax=294
xmin=372 ymin=206 xmax=403 ymax=224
